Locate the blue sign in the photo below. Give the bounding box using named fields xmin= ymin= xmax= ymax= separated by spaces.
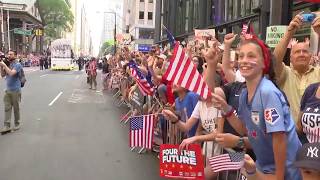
xmin=138 ymin=44 xmax=151 ymax=52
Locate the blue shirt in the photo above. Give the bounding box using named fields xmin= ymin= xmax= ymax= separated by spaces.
xmin=175 ymin=91 xmax=199 ymax=137
xmin=238 ymin=77 xmax=301 ymax=180
xmin=5 ymin=61 xmax=22 ymax=92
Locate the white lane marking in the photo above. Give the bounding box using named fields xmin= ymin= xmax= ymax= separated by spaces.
xmin=75 ymin=75 xmax=79 ymax=79
xmin=48 ymin=92 xmax=63 ymax=106
xmin=40 ymin=74 xmax=48 ymax=77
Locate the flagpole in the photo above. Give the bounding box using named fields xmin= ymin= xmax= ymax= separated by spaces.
xmin=128 ymin=113 xmax=163 ymax=119
xmin=153 ymin=95 xmax=163 ymax=109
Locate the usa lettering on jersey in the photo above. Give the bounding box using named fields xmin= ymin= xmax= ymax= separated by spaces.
xmin=264 ymin=108 xmax=280 ymax=125
xmin=302 ymin=107 xmax=320 ymax=143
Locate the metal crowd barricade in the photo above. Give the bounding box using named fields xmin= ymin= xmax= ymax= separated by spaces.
xmin=114 ymin=75 xmax=130 ymax=107
xmin=128 ymin=88 xmax=147 ymax=153
xmin=108 ymin=68 xmax=248 ymax=179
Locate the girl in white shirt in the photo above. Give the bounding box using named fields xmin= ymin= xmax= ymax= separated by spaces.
xmin=162 ymin=90 xmax=225 ymax=179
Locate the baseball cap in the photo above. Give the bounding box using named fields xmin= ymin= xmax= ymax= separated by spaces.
xmin=157 ymin=54 xmax=167 ymax=60
xmin=294 ymin=142 xmax=320 ymax=171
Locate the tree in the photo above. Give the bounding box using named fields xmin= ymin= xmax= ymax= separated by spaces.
xmin=36 ymin=0 xmax=74 ymax=42
xmin=99 ymin=41 xmax=114 ymax=56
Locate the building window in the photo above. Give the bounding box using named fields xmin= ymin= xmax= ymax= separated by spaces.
xmin=139 ymin=28 xmax=154 ymax=39
xmin=139 ymin=11 xmax=144 ymax=19
xmin=193 ymin=0 xmax=200 ymax=28
xmin=148 ymin=12 xmax=153 ymax=20
xmin=185 ymin=0 xmax=190 ymax=32
xmin=148 ymin=0 xmax=153 ymax=3
xmin=245 ymin=0 xmax=252 ymax=15
xmin=140 ymin=0 xmax=144 ymax=2
xmin=240 ymin=0 xmax=245 ymax=17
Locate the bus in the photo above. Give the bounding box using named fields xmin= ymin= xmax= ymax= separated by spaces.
xmin=50 ymin=39 xmax=75 ymax=70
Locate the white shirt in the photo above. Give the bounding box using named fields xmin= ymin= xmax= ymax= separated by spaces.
xmin=191 ymin=101 xmax=222 ymax=158
xmin=235 ymin=69 xmax=245 ymax=82
xmin=191 ymin=101 xmax=221 ymax=133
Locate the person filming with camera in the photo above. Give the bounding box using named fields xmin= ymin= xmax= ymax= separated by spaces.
xmin=0 ymin=50 xmax=23 ymax=133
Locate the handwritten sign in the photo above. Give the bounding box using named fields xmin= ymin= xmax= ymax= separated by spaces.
xmin=265 ymin=26 xmax=288 ymax=48
xmin=194 ymin=29 xmax=216 ymax=48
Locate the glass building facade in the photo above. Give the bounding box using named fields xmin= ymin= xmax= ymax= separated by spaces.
xmin=154 ymin=0 xmax=319 ymax=46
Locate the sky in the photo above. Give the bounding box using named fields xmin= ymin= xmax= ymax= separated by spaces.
xmin=80 ymin=0 xmax=123 ymax=55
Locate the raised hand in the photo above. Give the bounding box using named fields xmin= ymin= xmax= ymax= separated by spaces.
xmin=215 ymin=133 xmax=239 ymax=148
xmin=287 ymin=13 xmax=303 ymax=33
xmin=179 ymin=136 xmax=198 ymax=152
xmin=147 ymin=56 xmax=155 ymax=68
xmin=202 ymin=44 xmax=220 ymax=66
xmin=211 ymin=93 xmax=229 ymax=112
xmin=224 ymin=33 xmax=237 ymax=47
xmin=162 ymin=109 xmax=178 ymax=122
xmin=289 ymin=38 xmax=298 ymax=48
xmin=312 ymin=16 xmax=320 ymax=36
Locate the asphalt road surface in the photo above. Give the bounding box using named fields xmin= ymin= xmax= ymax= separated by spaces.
xmin=0 ymin=67 xmax=162 ymax=180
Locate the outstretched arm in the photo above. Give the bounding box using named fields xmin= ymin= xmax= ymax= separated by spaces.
xmin=0 ymin=62 xmax=17 ymax=76
xmin=202 ymin=42 xmax=221 ymax=91
xmin=272 ymin=132 xmax=287 ymax=180
xmin=162 ymin=109 xmax=199 ymax=132
xmin=273 ymin=14 xmax=303 ymax=78
xmin=222 ymin=33 xmax=237 ymax=82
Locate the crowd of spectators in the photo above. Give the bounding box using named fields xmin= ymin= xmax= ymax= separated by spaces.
xmin=102 ymin=14 xmax=320 ymax=180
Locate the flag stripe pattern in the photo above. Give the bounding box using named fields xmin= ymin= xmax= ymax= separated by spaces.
xmin=129 ymin=115 xmax=155 ymax=149
xmin=241 ymin=24 xmax=248 ymax=35
xmin=128 ymin=60 xmax=154 ymax=96
xmin=303 ymin=125 xmax=320 ymax=143
xmin=163 ymin=42 xmax=210 ymax=99
xmin=209 ymin=152 xmax=245 ymax=173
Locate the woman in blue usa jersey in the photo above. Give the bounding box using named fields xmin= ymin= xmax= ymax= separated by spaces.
xmin=211 ymin=34 xmax=302 ymax=180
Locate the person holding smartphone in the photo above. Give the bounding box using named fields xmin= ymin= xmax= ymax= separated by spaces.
xmin=273 ymin=13 xmax=320 ymax=127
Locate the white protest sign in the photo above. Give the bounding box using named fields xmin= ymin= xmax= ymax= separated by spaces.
xmin=265 ymin=26 xmax=288 ymax=48
xmin=194 ymin=29 xmax=216 ymax=47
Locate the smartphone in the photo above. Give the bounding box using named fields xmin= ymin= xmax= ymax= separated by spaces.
xmin=302 ymin=13 xmax=316 ymax=22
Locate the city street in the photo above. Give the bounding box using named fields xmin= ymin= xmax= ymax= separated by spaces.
xmin=0 ymin=68 xmax=161 ymax=180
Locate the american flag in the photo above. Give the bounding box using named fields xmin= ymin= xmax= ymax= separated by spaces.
xmin=128 ymin=60 xmax=154 ymax=96
xmin=302 ymin=109 xmax=320 ymax=143
xmin=162 ymin=24 xmax=175 ymax=46
xmin=129 ymin=114 xmax=155 ymax=149
xmin=209 ymin=152 xmax=245 ymax=173
xmin=163 ymin=42 xmax=211 ymax=99
xmin=241 ymin=24 xmax=248 ymax=35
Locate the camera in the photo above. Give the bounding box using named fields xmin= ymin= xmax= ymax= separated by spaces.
xmin=302 ymin=13 xmax=316 ymax=22
xmin=0 ymin=55 xmax=10 ymax=67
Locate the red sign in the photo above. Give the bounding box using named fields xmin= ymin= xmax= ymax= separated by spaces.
xmin=159 ymin=144 xmax=204 ymax=180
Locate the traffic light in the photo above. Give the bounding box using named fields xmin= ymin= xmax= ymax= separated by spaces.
xmin=35 ymin=29 xmax=43 ymax=36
